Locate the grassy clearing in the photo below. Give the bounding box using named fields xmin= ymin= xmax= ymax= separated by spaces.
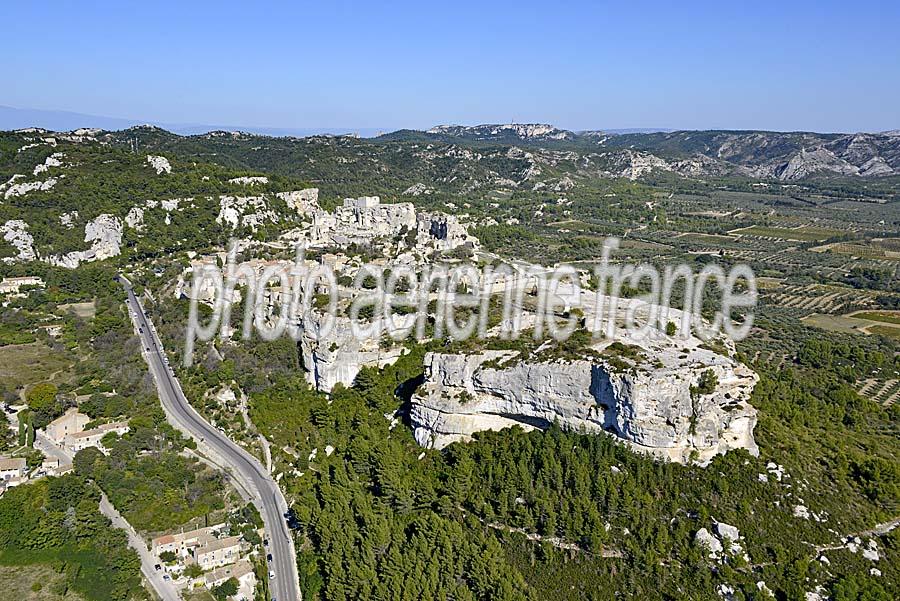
xmin=850 ymin=311 xmax=900 ymax=325
xmin=0 ymin=342 xmax=74 ymax=394
xmin=804 ymin=312 xmax=900 ymax=339
xmin=0 ymin=564 xmax=85 ymax=601
xmin=57 ymin=301 xmax=96 ymax=320
xmin=801 ymin=313 xmax=871 ymax=335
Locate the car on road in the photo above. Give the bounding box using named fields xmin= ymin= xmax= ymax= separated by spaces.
xmin=163 ymin=575 xmax=171 ymax=581
xmin=268 ymin=570 xmax=275 ymax=580
xmin=267 ymin=553 xmax=273 ymax=561
xmin=154 ymin=564 xmax=161 ymax=571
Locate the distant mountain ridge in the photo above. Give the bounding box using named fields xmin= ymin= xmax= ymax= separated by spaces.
xmin=0 ymin=105 xmax=382 ymax=138
xmin=426 ymin=123 xmax=578 ymax=142
xmin=410 ymin=123 xmax=900 ymax=180
xmin=4 ymin=115 xmax=900 ymax=182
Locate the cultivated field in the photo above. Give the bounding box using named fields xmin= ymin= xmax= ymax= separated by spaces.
xmin=849 ymin=311 xmax=900 ymax=325
xmin=730 ymin=225 xmax=845 ymax=242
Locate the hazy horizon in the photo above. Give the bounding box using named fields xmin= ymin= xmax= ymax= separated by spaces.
xmin=2 ymin=104 xmax=895 ymax=138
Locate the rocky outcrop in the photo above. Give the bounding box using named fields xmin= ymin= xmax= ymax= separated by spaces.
xmin=308 ymin=196 xmax=475 ymax=252
xmin=84 ymin=214 xmax=123 ymax=259
xmin=1 ymin=220 xmax=37 ymax=263
xmin=2 ymin=214 xmax=122 ymax=268
xmin=216 ymin=195 xmax=280 ymax=231
xmin=410 ymin=334 xmax=758 ymax=465
xmin=3 ymin=176 xmax=58 ymax=199
xmin=596 ymin=130 xmax=900 ymax=180
xmin=46 ymin=214 xmax=123 ymax=268
xmin=59 ymin=211 xmax=78 ymax=229
xmin=427 ymin=123 xmax=577 ymax=142
xmin=33 ymin=152 xmax=64 ymax=176
xmin=299 ymin=314 xmax=407 ymax=392
xmin=776 ymin=147 xmax=859 ymax=180
xmin=276 ymin=189 xmax=320 ymax=215
xmin=402 ymin=183 xmax=432 ymax=196
xmin=146 ymin=155 xmax=171 ymax=175
xmin=125 ymin=206 xmax=145 ymax=230
xmin=228 ymin=176 xmax=269 ymax=186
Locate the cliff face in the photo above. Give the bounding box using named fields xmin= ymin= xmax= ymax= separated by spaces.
xmin=410 ymin=337 xmax=758 ymax=465
xmin=299 ymin=314 xmax=408 ymax=392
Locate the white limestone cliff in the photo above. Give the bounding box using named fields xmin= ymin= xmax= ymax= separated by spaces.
xmin=299 ymin=314 xmax=407 ymax=392
xmin=216 ymin=195 xmax=280 ymax=231
xmin=308 ymin=196 xmax=475 ymax=252
xmin=33 ymin=152 xmax=64 ymax=176
xmin=276 ymin=188 xmax=320 ymax=215
xmin=47 ymin=214 xmax=123 ymax=268
xmin=409 ymin=334 xmax=758 ymax=465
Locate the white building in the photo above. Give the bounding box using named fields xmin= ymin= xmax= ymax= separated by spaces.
xmin=192 ymin=535 xmax=243 ymax=570
xmin=64 ymin=421 xmax=129 ymax=453
xmin=0 ymin=276 xmax=44 ymax=295
xmin=151 ymin=523 xmax=227 ymax=558
xmin=0 ymin=457 xmax=26 ymax=481
xmin=203 ymin=558 xmax=256 ymax=599
xmin=45 ymin=408 xmax=91 ymax=444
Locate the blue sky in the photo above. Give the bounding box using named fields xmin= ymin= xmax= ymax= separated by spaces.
xmin=3 ymin=1 xmax=899 ymax=132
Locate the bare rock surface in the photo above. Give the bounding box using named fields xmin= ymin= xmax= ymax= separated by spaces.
xmin=410 ymin=324 xmax=758 ymax=464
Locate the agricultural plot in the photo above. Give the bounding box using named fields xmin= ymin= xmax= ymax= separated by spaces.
xmin=755 ymin=277 xmax=784 ymax=290
xmin=801 ymin=313 xmax=872 ymax=334
xmin=857 ymin=378 xmax=900 ymax=407
xmin=868 ymin=325 xmax=900 ymax=341
xmin=672 ymin=232 xmax=738 ymax=244
xmin=745 ymin=348 xmax=791 ymax=370
xmin=730 ymin=225 xmax=845 ymax=242
xmin=848 ymin=311 xmax=900 ymax=325
xmin=765 ymin=283 xmax=875 ymax=315
xmin=801 ymin=307 xmax=900 ymax=341
xmin=811 ymin=239 xmax=900 ymax=271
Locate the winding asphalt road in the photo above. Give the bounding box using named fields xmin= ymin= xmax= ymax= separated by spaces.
xmin=120 ymin=277 xmax=300 ymax=601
